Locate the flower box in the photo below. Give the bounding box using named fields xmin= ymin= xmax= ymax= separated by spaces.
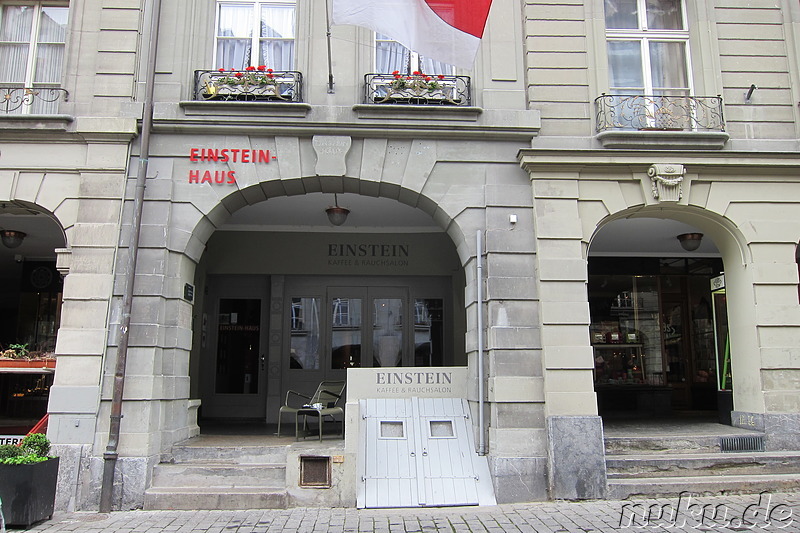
xmin=194 ymin=68 xmax=302 ymax=102
xmin=0 ymin=457 xmax=60 ymax=527
xmin=0 ymin=358 xmax=56 ymax=370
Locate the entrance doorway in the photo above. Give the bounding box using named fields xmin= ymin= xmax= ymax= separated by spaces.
xmin=199 ymin=275 xmax=456 ymax=421
xmin=200 ymin=276 xmax=269 ymax=418
xmin=281 ymin=276 xmax=453 ymax=407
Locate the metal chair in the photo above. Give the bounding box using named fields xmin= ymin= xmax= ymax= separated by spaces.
xmin=276 ymin=380 xmax=346 ymax=440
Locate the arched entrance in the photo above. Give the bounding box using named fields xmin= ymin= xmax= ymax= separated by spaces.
xmin=0 ymin=203 xmax=66 ymax=440
xmin=587 ymin=216 xmax=728 ymax=419
xmin=188 ymin=192 xmax=466 ymax=426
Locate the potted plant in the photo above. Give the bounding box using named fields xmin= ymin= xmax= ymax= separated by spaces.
xmin=203 ymin=66 xmax=280 ymax=100
xmin=388 ymin=71 xmax=448 ymax=101
xmin=0 ymin=343 xmax=56 ymax=369
xmin=0 ymin=433 xmax=60 ymax=528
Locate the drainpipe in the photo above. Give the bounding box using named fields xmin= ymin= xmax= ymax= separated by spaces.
xmin=476 ymin=230 xmax=486 ymax=455
xmin=99 ymin=0 xmax=162 ymax=513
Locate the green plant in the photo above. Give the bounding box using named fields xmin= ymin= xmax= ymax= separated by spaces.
xmin=390 ymin=71 xmax=446 ymax=92
xmin=0 ymin=444 xmax=22 ymax=459
xmin=216 ymin=66 xmax=277 ymax=86
xmin=1 ymin=342 xmax=29 ymax=359
xmin=0 ymin=454 xmax=49 ymax=465
xmin=0 ymin=434 xmax=53 ymax=465
xmin=20 ymin=433 xmax=50 ymax=457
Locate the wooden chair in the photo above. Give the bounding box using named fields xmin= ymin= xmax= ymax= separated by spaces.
xmin=277 ymin=381 xmax=346 ymax=440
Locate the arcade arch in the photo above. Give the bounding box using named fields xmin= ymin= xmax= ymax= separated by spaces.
xmin=0 ymin=203 xmax=67 ymax=433
xmin=586 ymin=207 xmax=757 ymax=420
xmin=185 ymin=189 xmax=468 ymax=424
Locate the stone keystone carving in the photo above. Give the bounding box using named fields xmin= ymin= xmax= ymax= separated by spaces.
xmin=313 ymin=135 xmax=352 ymax=176
xmin=648 ymin=163 xmax=685 ymax=202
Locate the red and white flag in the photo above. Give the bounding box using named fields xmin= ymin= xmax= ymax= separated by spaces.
xmin=331 ymin=0 xmax=493 ymax=69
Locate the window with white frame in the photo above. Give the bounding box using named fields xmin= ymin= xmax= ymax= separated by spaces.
xmin=375 ymin=34 xmax=454 ymax=75
xmin=604 ymin=0 xmax=690 ymax=98
xmin=215 ymin=0 xmax=295 ymax=71
xmin=0 ymin=2 xmax=68 ymax=113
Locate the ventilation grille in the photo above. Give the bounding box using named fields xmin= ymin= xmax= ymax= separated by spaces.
xmin=299 ymin=455 xmax=332 ymax=487
xmin=720 ymin=435 xmax=765 ymax=453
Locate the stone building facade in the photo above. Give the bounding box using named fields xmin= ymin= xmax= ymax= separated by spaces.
xmin=0 ymin=0 xmax=798 ymax=510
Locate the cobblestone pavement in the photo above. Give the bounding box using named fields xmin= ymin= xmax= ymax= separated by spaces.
xmin=11 ymin=491 xmax=799 ymax=533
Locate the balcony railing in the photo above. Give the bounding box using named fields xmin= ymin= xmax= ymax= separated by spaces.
xmin=365 ymin=73 xmax=471 ymax=106
xmin=194 ymin=69 xmax=303 ymax=102
xmin=1 ymin=86 xmax=69 ymax=114
xmin=595 ymin=94 xmax=725 ymax=132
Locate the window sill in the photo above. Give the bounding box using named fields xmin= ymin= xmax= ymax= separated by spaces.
xmin=596 ymin=129 xmax=729 ymax=150
xmin=179 ymin=100 xmax=312 ymax=118
xmin=0 ymin=114 xmax=73 ymax=132
xmin=353 ymin=103 xmax=482 ymax=121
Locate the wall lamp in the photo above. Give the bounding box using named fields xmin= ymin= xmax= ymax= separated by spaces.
xmin=677 ymin=232 xmax=703 ymax=252
xmin=325 ymin=194 xmax=350 ymax=226
xmin=745 ymin=84 xmax=756 ymax=103
xmin=0 ymin=229 xmax=26 ymax=249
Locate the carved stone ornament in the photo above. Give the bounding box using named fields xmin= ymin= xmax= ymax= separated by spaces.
xmin=648 ymin=163 xmax=685 ymax=202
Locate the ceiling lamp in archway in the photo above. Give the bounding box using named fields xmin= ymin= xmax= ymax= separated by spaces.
xmin=325 ymin=194 xmax=350 ymax=226
xmin=0 ymin=229 xmax=26 ymax=248
xmin=677 ymin=232 xmax=703 ymax=252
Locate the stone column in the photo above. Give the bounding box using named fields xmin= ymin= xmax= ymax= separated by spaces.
xmin=531 ymin=178 xmax=607 ymax=500
xmin=480 ymin=185 xmax=549 ymax=503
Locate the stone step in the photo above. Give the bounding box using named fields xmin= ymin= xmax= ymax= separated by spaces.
xmin=143 ymin=487 xmax=288 ymax=510
xmin=607 ymin=451 xmax=800 ymax=478
xmin=608 ymin=473 xmax=800 ymax=500
xmin=169 ymin=444 xmax=289 ymax=464
xmin=150 ymin=462 xmax=286 ymax=488
xmin=604 ymin=432 xmax=765 ymax=455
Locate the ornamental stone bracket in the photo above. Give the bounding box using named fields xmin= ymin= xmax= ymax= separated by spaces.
xmin=55 ymin=247 xmax=71 ymax=276
xmin=648 ymin=163 xmax=685 ymax=202
xmin=313 ymin=135 xmax=352 ymax=176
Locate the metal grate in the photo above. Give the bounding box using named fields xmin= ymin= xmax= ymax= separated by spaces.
xmin=299 ymin=455 xmax=332 ymax=488
xmin=720 ymin=435 xmax=765 ymax=453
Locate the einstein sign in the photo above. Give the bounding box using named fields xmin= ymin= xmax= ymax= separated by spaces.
xmin=346 ymin=367 xmax=468 ymax=400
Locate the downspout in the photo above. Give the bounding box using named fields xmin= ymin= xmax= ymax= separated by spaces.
xmin=476 ymin=230 xmax=486 ymax=455
xmin=99 ymin=0 xmax=162 ymax=513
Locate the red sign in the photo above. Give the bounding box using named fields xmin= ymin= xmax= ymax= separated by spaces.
xmin=188 ymin=148 xmax=277 ymax=184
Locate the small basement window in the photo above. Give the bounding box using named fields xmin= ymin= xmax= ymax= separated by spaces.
xmin=299 ymin=455 xmax=331 ymax=488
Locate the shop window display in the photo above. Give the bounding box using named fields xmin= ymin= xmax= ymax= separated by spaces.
xmin=589 ymin=267 xmax=721 ymax=415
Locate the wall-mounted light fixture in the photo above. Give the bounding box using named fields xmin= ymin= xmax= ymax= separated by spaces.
xmin=745 ymin=84 xmax=756 ymax=103
xmin=0 ymin=229 xmax=26 ymax=249
xmin=677 ymin=232 xmax=703 ymax=252
xmin=325 ymin=194 xmax=350 ymax=226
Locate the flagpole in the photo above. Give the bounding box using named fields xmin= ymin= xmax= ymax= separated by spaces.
xmin=325 ymin=0 xmax=335 ymax=93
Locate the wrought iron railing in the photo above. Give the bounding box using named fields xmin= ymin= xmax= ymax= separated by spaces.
xmin=365 ymin=73 xmax=471 ymax=106
xmin=1 ymin=86 xmax=69 ymax=114
xmin=194 ymin=69 xmax=303 ymax=102
xmin=595 ymin=94 xmax=725 ymax=132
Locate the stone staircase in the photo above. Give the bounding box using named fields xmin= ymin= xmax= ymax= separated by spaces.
xmin=143 ymin=439 xmax=290 ymax=510
xmin=605 ymin=426 xmax=800 ymax=499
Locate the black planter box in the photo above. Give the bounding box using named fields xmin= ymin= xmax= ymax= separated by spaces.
xmin=0 ymin=457 xmax=59 ymax=528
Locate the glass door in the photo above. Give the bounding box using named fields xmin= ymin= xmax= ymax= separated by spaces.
xmin=201 ymin=276 xmax=269 ymax=418
xmin=370 ymin=288 xmax=407 ymax=368
xmin=279 ymin=277 xmax=453 ymax=409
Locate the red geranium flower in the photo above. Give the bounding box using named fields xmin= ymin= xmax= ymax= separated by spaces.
xmin=257 ymin=65 xmax=266 ymax=71
xmin=245 ymin=65 xmax=255 ymax=71
xmin=392 ymin=70 xmax=399 ymax=75
xmin=267 ymin=68 xmax=273 ymax=73
xmin=218 ymin=68 xmax=225 ymax=72
xmin=234 ymin=72 xmax=243 ymax=78
xmin=437 ymin=74 xmax=445 ymax=80
xmin=412 ymin=70 xmax=420 ymax=76
xmin=425 ymin=76 xmax=431 ymax=81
